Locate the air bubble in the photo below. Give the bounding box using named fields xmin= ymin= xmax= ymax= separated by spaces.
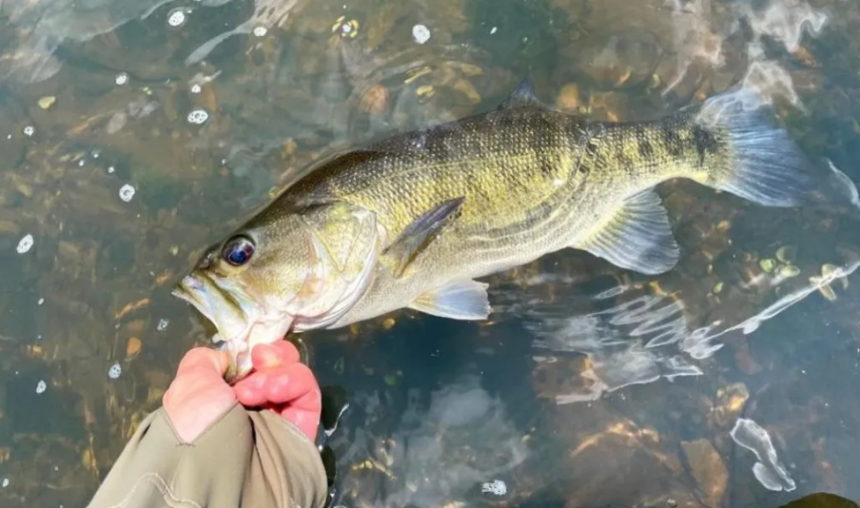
xmin=115 ymin=73 xmax=129 ymax=86
xmin=157 ymin=319 xmax=170 ymax=331
xmin=167 ymin=8 xmax=187 ymax=27
xmin=38 ymin=298 xmax=44 ymax=305
xmin=108 ymin=362 xmax=122 ymax=379
xmin=1 ymin=478 xmax=8 ymax=488
xmin=119 ymin=184 xmax=136 ymax=202
xmin=490 ymin=26 xmax=498 ymax=34
xmin=412 ymin=24 xmax=431 ymax=44
xmin=107 ymin=166 xmax=116 ymax=174
xmin=253 ymin=26 xmax=267 ymax=37
xmin=187 ymin=109 xmax=209 ymax=125
xmin=16 ymin=234 xmax=33 ymax=254
xmin=482 ymin=480 xmax=507 ymax=496
xmin=190 ymin=84 xmax=202 ymax=94
xmin=23 ymin=126 xmax=34 ymax=137
xmin=36 ymin=380 xmax=46 ymax=394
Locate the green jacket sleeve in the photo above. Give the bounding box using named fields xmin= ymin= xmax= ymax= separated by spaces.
xmin=86 ymin=404 xmax=329 ymax=508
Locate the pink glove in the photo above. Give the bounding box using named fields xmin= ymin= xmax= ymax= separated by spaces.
xmin=163 ymin=341 xmax=321 ymax=443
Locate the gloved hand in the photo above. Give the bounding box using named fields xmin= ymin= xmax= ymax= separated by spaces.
xmin=163 ymin=341 xmax=321 ymax=443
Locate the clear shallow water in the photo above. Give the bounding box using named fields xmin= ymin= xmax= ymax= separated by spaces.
xmin=1 ymin=0 xmax=860 ymax=506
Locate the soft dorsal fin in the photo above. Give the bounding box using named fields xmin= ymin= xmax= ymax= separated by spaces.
xmin=499 ymin=76 xmax=542 ymax=110
xmin=384 ymin=197 xmax=466 ymax=277
xmin=572 ymin=189 xmax=680 ymax=275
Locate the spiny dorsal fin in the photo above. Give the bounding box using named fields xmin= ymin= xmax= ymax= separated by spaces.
xmin=573 ymin=189 xmax=680 ymax=275
xmin=384 ymin=197 xmax=466 ymax=277
xmin=499 ymin=76 xmax=542 ymax=110
xmin=409 ymin=279 xmax=491 ymax=320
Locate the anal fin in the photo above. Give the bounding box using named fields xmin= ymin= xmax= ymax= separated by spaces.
xmin=409 ymin=279 xmax=491 ymax=320
xmin=575 ymin=189 xmax=680 ymax=275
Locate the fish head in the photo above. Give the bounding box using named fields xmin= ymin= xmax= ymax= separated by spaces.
xmin=173 ymin=203 xmax=381 ymax=380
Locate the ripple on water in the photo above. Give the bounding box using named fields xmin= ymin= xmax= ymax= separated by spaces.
xmin=730 ymin=418 xmax=796 ymax=492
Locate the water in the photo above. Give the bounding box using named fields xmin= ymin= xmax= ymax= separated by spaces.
xmin=0 ymin=0 xmax=859 ymax=506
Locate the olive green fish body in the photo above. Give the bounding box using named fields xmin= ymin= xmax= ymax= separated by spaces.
xmin=253 ymin=105 xmax=597 ymax=322
xmin=176 ymin=81 xmax=855 ymax=375
xmin=316 ymin=108 xmax=739 ymax=327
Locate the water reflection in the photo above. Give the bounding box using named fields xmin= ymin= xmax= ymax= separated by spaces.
xmin=328 ymin=376 xmax=529 ymax=507
xmin=521 ymin=284 xmax=701 ymax=403
xmin=731 ymin=417 xmax=796 ymax=492
xmin=485 ymin=233 xmax=859 ymax=406
xmin=0 ymin=0 xmax=174 ymax=83
xmin=1 ymin=0 xmax=860 ymax=506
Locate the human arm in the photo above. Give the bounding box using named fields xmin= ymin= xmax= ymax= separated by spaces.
xmin=87 ymin=342 xmax=328 ymax=508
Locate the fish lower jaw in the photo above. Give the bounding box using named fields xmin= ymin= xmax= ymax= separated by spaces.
xmin=222 ymin=316 xmax=297 ymax=380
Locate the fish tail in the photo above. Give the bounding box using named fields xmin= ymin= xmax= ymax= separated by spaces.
xmin=693 ymin=88 xmax=857 ymax=208
xmin=690 ymin=88 xmax=819 ymax=206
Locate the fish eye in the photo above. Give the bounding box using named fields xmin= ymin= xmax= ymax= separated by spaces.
xmin=222 ymin=236 xmax=255 ymax=267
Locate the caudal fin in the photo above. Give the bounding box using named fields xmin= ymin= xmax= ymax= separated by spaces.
xmin=696 ymin=89 xmax=819 ymax=207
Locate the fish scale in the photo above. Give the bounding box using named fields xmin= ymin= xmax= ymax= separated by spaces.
xmin=290 ymin=109 xmax=588 ymax=234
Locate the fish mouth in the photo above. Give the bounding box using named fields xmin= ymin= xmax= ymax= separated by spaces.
xmin=172 ymin=275 xmax=217 ymax=324
xmin=172 ymin=273 xmax=243 ymax=336
xmin=172 ymin=273 xmax=294 ymax=380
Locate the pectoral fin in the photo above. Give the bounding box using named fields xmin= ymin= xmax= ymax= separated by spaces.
xmin=409 ymin=279 xmax=491 ymax=320
xmin=384 ymin=197 xmax=466 ymax=277
xmin=574 ymin=189 xmax=680 ymax=275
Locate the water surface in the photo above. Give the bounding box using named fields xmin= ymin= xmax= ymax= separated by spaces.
xmin=1 ymin=0 xmax=860 ymax=506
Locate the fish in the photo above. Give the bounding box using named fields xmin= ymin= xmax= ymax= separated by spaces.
xmin=173 ymin=78 xmax=856 ymax=379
